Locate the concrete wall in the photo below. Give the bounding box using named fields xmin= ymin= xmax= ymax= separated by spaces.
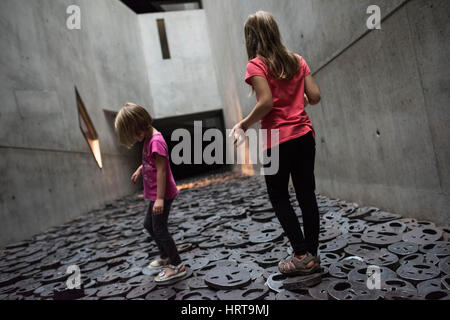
xmin=0 ymin=0 xmax=153 ymax=246
xmin=203 ymin=0 xmax=449 ymax=225
xmin=138 ymin=10 xmax=222 ymax=118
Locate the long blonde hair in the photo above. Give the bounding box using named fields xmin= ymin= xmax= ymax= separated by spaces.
xmin=245 ymin=11 xmax=300 ymax=80
xmin=114 ymin=102 xmax=153 ymax=149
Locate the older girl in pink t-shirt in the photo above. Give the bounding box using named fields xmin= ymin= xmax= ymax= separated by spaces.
xmin=231 ymin=11 xmax=322 ymax=276
xmin=115 ymin=103 xmax=184 ymax=283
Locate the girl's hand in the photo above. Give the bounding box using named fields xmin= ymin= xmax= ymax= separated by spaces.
xmin=229 ymin=121 xmax=248 ymax=147
xmin=131 ymin=166 xmax=142 ymax=184
xmin=153 ymin=199 xmax=164 ymax=215
xmin=304 ymin=93 xmax=310 ymax=107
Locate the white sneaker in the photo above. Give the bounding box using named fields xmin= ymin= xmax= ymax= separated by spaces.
xmin=148 ymin=258 xmax=170 ymax=270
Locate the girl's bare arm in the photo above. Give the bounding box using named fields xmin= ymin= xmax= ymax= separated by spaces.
xmin=304 ymin=74 xmax=321 ymax=105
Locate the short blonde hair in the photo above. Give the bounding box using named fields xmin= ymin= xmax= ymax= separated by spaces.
xmin=114 ymin=102 xmax=153 ymax=148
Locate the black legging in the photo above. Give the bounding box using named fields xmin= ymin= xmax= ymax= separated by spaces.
xmin=264 ymin=131 xmax=320 ymax=256
xmin=143 ymin=199 xmax=181 ymax=266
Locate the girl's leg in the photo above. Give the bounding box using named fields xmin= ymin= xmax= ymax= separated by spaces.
xmin=264 ymin=143 xmax=308 ymax=255
xmin=144 ymin=201 xmax=168 ymax=259
xmin=151 ymin=199 xmax=182 ymax=266
xmin=289 ymin=132 xmax=320 ymax=256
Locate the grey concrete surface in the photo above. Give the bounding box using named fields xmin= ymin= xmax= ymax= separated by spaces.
xmin=202 ymin=0 xmax=449 ymax=225
xmin=138 ymin=9 xmax=222 ymax=118
xmin=0 ymin=0 xmax=153 ymax=246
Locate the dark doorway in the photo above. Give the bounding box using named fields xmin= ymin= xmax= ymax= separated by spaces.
xmin=153 ymin=109 xmax=230 ymax=180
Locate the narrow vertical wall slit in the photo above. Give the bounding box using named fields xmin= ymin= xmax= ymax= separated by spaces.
xmin=75 ymin=87 xmax=103 ymax=169
xmin=157 ymin=18 xmax=171 ymax=59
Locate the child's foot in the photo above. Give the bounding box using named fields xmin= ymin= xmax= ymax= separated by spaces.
xmin=148 ymin=257 xmax=170 ymax=270
xmin=154 ymin=264 xmax=186 ymax=283
xmin=278 ymin=253 xmax=320 ymax=276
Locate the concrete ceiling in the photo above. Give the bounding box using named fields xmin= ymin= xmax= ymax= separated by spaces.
xmin=120 ymin=0 xmax=202 ymax=13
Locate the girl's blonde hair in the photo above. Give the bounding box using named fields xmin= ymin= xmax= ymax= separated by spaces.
xmin=245 ymin=11 xmax=300 ymax=81
xmin=114 ymin=102 xmax=153 ymax=148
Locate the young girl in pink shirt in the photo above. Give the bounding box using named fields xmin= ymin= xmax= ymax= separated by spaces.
xmin=115 ymin=103 xmax=185 ymax=283
xmin=231 ymin=11 xmax=322 ymax=276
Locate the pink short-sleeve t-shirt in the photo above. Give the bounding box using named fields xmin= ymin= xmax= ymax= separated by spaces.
xmin=245 ymin=54 xmax=316 ymax=149
xmin=142 ymin=132 xmax=179 ymax=201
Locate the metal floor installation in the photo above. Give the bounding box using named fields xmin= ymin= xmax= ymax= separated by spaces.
xmin=1 ymin=173 xmax=449 ymax=300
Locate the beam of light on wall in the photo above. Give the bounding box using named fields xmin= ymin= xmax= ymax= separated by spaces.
xmin=75 ymin=87 xmax=103 ymax=169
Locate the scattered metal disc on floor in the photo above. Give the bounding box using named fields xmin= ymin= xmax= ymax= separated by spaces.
xmin=125 ymin=275 xmax=155 ymax=287
xmin=340 ymin=219 xmax=368 ymax=233
xmin=96 ymin=283 xmax=133 ymax=298
xmin=250 ymin=211 xmax=276 ymax=222
xmin=348 ymin=266 xmax=397 ymax=284
xmin=327 ymin=279 xmax=380 ymax=300
xmin=240 ymin=262 xmax=265 ymax=280
xmin=1 ymin=173 xmax=448 ymax=300
xmin=204 ymin=249 xmax=233 ymax=262
xmin=245 ymin=243 xmax=275 ymax=254
xmin=319 ymin=227 xmax=341 ymax=242
xmin=318 ymin=252 xmax=343 ymax=266
xmin=185 ymin=258 xmax=209 ymax=271
xmin=275 ymin=289 xmax=314 ymax=300
xmin=308 ymin=278 xmax=335 ymax=300
xmin=178 ymin=289 xmax=218 ymax=300
xmin=187 ymin=277 xmax=208 ymax=290
xmin=344 ymin=243 xmax=380 ymax=258
xmin=217 ymin=282 xmax=269 ymax=300
xmin=255 ymin=248 xmax=288 ymax=268
xmin=361 ymin=228 xmax=403 ymax=247
xmin=177 ymin=243 xmax=194 ymax=253
xmin=383 ymin=288 xmax=422 ymax=300
xmin=204 ymin=266 xmax=251 ymax=290
xmin=283 ymin=273 xmax=322 ymax=291
xmin=318 ymin=238 xmax=347 ymax=253
xmin=230 ymin=221 xmax=261 ymax=233
xmin=400 ymin=253 xmax=440 ymax=266
xmin=364 ymin=249 xmax=399 ymax=268
xmin=221 ymin=208 xmax=247 ymax=219
xmin=402 ymin=227 xmax=443 ymax=245
xmin=329 ymin=258 xmax=367 ymax=279
xmin=423 ymin=290 xmax=450 ymax=300
xmin=363 ymin=211 xmax=402 ymax=223
xmin=419 ymin=241 xmax=450 ymax=257
xmin=265 ymin=273 xmax=287 ymax=293
xmin=347 ymin=207 xmax=378 ymax=219
xmin=249 ymin=228 xmax=283 ymax=244
xmin=416 ymin=278 xmax=443 ymax=296
xmin=388 ymin=241 xmax=419 ymax=256
xmin=439 ymin=226 xmax=450 ymax=242
xmin=335 ymin=233 xmax=362 ymax=245
xmin=145 ymin=287 xmax=176 ymax=300
xmin=441 ymin=275 xmax=450 ymax=290
xmin=406 ymin=220 xmax=436 ymax=230
xmin=396 ymin=263 xmax=440 ymax=284
xmin=380 ymin=278 xmax=417 ymax=295
xmin=439 ymin=256 xmax=450 ymax=275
